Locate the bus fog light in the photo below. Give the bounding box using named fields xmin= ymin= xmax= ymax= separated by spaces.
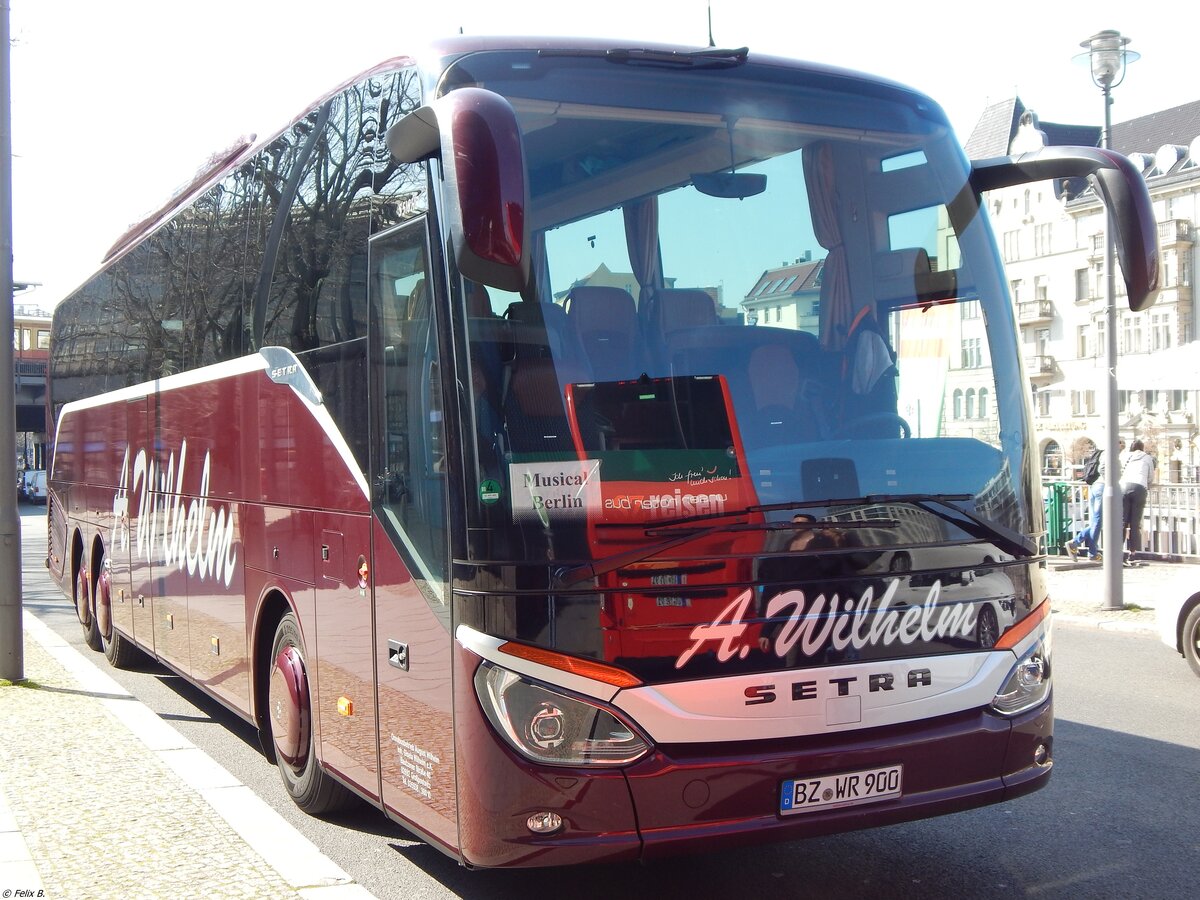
xmin=526 ymin=811 xmax=564 ymax=834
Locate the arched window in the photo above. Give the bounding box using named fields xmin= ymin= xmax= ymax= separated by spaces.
xmin=978 ymin=388 xmax=989 ymax=418
xmin=1042 ymin=439 xmax=1062 ymax=475
xmin=966 ymin=389 xmax=976 ymax=419
xmin=953 ymin=389 xmax=963 ymax=419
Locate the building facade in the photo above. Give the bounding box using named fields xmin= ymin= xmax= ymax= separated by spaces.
xmin=12 ymin=301 xmax=51 ymax=470
xmin=953 ymin=98 xmax=1200 ymax=483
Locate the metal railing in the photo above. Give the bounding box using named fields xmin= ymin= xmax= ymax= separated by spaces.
xmin=1045 ymin=479 xmax=1200 ymax=559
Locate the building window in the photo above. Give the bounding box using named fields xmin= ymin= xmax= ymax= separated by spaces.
xmin=1035 ymin=390 xmax=1051 ymax=417
xmin=1096 ymin=318 xmax=1106 ymax=356
xmin=1075 ymin=268 xmax=1089 ymax=301
xmin=1171 ymin=390 xmax=1190 ymax=411
xmin=1010 ymin=279 xmax=1022 ymax=303
xmin=1151 ymin=312 xmax=1171 ymax=351
xmin=1034 ymin=224 xmax=1052 ymax=256
xmin=1042 ymin=439 xmax=1062 ymax=475
xmin=1077 ymin=324 xmax=1089 ymax=358
xmin=1035 ymin=276 xmax=1048 ymax=302
xmin=960 ymin=337 xmax=982 ymax=368
xmin=1003 ymin=231 xmax=1020 ymax=262
xmin=1071 ymin=390 xmax=1096 ymax=416
xmin=1121 ymin=314 xmax=1144 ymax=354
xmin=960 ymin=299 xmax=980 ymax=320
xmin=953 ymin=389 xmax=963 ymax=419
xmin=978 ymin=388 xmax=989 ymax=419
xmin=965 ymin=389 xmax=976 ymax=418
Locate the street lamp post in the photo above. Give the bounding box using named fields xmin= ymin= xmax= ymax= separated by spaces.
xmin=1077 ymin=30 xmax=1138 ymax=610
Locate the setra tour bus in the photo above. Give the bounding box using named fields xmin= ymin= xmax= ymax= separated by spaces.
xmin=47 ymin=36 xmax=1159 ymax=867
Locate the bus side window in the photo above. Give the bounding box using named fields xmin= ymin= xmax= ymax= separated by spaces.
xmin=369 ymin=222 xmax=448 ymax=602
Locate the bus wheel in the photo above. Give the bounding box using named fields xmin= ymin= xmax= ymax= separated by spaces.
xmin=76 ymin=563 xmax=102 ymax=652
xmin=977 ymin=604 xmax=1000 ymax=648
xmin=97 ymin=550 xmax=141 ymax=669
xmin=267 ymin=613 xmax=355 ymax=815
xmin=1183 ymin=605 xmax=1200 ymax=679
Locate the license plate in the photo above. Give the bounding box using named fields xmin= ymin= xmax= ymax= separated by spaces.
xmin=779 ymin=764 xmax=903 ymax=816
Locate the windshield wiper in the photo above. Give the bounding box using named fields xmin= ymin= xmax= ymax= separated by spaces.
xmin=605 ymin=492 xmax=1037 ymax=560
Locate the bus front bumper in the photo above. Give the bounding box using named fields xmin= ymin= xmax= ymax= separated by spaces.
xmin=626 ymin=695 xmax=1052 ymax=859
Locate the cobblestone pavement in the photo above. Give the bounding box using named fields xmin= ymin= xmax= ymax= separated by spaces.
xmin=0 ymin=630 xmax=300 ymax=898
xmin=0 ymin=615 xmax=373 ymax=900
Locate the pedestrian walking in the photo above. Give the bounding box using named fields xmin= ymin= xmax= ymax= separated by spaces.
xmin=1068 ymin=441 xmax=1121 ymax=562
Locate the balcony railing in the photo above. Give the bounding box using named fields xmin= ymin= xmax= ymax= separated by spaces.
xmin=13 ymin=360 xmax=47 ymax=377
xmin=1018 ymin=299 xmax=1054 ymax=324
xmin=1158 ymin=218 xmax=1193 ymax=245
xmin=1024 ymin=354 xmax=1055 ymax=378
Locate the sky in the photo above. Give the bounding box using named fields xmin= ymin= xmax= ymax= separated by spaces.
xmin=8 ymin=0 xmax=1197 ymax=310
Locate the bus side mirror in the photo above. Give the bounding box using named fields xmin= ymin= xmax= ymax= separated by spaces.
xmin=969 ymin=146 xmax=1160 ymax=312
xmin=387 ymin=87 xmax=530 ymax=293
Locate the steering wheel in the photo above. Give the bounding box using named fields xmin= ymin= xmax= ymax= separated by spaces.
xmin=835 ymin=413 xmax=912 ymax=439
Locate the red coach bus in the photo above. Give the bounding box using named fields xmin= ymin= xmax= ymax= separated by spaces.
xmin=47 ymin=37 xmax=1159 ymax=867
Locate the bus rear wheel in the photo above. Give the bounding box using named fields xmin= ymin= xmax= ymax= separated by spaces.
xmin=96 ymin=549 xmax=142 ymax=669
xmin=76 ymin=562 xmax=102 ymax=652
xmin=267 ymin=612 xmax=356 ymax=815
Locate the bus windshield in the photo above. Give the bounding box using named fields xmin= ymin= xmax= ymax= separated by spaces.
xmin=449 ymin=50 xmax=1033 ymax=575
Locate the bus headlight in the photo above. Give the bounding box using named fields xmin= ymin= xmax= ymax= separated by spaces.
xmin=474 ymin=663 xmax=651 ymax=767
xmin=991 ymin=638 xmax=1051 ymax=716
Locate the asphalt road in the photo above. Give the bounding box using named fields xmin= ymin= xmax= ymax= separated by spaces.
xmin=17 ymin=504 xmax=1200 ymax=899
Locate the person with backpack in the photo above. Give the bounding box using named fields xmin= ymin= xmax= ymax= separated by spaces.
xmin=1068 ymin=440 xmax=1123 ymax=562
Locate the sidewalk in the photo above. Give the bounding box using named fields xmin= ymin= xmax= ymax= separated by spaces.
xmin=1046 ymin=554 xmax=1200 ymax=634
xmin=0 ymin=613 xmax=376 ymax=899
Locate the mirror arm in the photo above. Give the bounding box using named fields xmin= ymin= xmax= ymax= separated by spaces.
xmin=387 ymin=89 xmax=531 ymax=293
xmin=970 ymin=146 xmax=1160 ymax=311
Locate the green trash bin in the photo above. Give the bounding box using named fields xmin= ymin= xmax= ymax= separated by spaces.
xmin=1045 ymin=482 xmax=1072 ymax=556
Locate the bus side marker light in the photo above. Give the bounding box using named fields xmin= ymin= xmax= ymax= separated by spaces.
xmin=338 ymin=696 xmax=354 ymax=717
xmin=526 ymin=811 xmax=564 ymax=835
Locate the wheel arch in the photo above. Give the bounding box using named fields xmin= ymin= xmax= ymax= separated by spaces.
xmin=69 ymin=525 xmax=88 ymax=622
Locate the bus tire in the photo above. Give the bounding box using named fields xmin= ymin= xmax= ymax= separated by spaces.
xmin=76 ymin=562 xmax=102 ymax=652
xmin=267 ymin=612 xmax=356 ymax=815
xmin=1183 ymin=604 xmax=1200 ymax=679
xmin=97 ymin=549 xmax=142 ymax=669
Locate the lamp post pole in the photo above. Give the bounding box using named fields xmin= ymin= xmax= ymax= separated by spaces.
xmin=0 ymin=0 xmax=23 ymax=681
xmin=1078 ymin=30 xmax=1137 ymax=611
